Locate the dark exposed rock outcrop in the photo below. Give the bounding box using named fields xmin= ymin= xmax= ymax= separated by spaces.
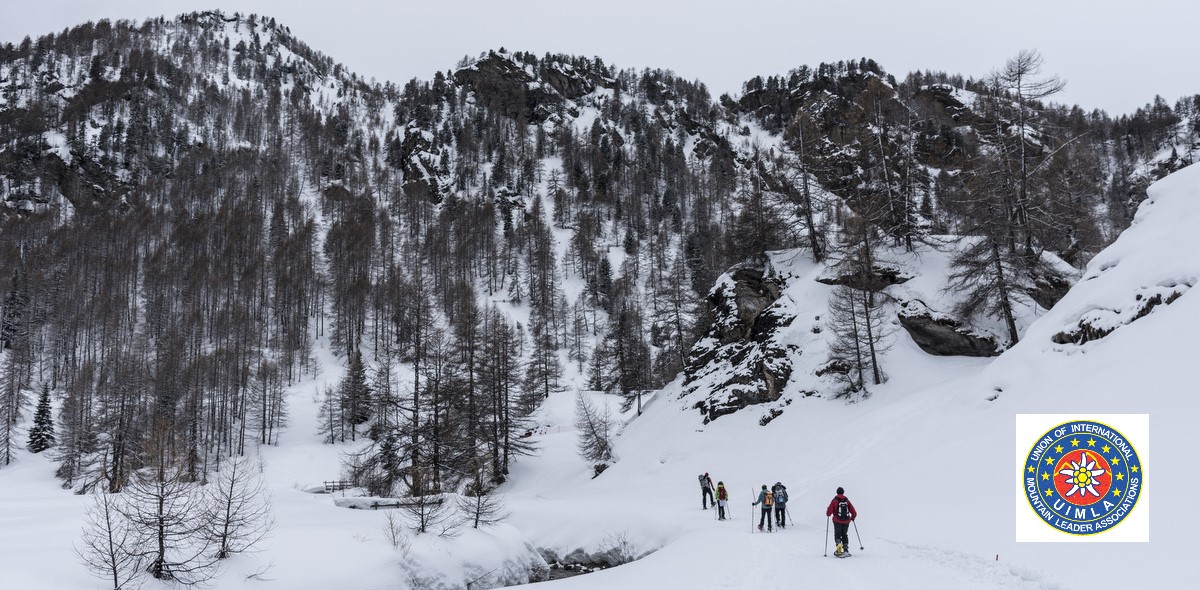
xmin=897 ymin=299 xmax=1000 ymax=357
xmin=1051 ymin=283 xmax=1190 ymax=345
xmin=388 ymin=123 xmax=443 ymax=204
xmin=708 ymin=264 xmax=783 ymax=345
xmin=685 ymin=262 xmax=796 ymax=422
xmin=452 ymin=51 xmax=613 ymax=123
xmin=1029 ymin=266 xmax=1074 ymax=311
xmin=815 ymin=264 xmax=913 ymax=292
xmin=0 ymin=133 xmax=130 ymax=215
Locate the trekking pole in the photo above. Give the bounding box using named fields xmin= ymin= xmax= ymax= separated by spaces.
xmin=787 ymin=506 xmax=794 ymax=528
xmin=823 ymin=516 xmax=830 ymax=557
xmin=852 ymin=520 xmax=864 ymax=551
xmin=750 ymin=489 xmax=754 ymax=533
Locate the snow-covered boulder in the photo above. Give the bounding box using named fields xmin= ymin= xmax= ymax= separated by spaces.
xmin=897 ymin=299 xmax=1001 ymax=357
xmin=815 ymin=262 xmax=913 ymax=291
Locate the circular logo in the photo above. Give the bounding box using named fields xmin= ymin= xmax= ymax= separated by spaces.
xmin=1022 ymin=420 xmax=1143 ymax=535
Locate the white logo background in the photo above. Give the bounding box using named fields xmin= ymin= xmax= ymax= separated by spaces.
xmin=1015 ymin=414 xmax=1150 ymax=542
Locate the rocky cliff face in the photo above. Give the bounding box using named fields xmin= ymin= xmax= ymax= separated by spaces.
xmin=452 ymin=50 xmax=615 ymax=123
xmin=679 ymin=239 xmax=1083 ymax=422
xmin=389 ymin=122 xmax=444 ymax=203
xmin=684 ymin=262 xmax=796 ymax=422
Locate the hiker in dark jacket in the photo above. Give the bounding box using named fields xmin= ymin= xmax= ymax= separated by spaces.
xmin=716 ymin=481 xmax=729 ymax=520
xmin=771 ymin=482 xmax=789 ymax=528
xmin=825 ymin=486 xmax=857 ymax=556
xmin=752 ymin=484 xmax=775 ymax=531
xmin=699 ymin=472 xmax=715 ymax=509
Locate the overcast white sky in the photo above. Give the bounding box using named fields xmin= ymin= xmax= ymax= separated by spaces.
xmin=2 ymin=0 xmax=1197 ymax=115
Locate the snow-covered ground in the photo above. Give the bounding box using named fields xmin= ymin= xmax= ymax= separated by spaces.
xmin=3 ymin=164 xmax=1199 ymax=588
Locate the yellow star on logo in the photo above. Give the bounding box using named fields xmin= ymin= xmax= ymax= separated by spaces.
xmin=1087 ymin=438 xmax=1096 ymax=447
xmin=1112 ymin=458 xmax=1120 ymax=466
xmin=1054 ymin=445 xmax=1063 ymax=453
xmin=1102 ymin=445 xmax=1111 ymax=453
xmin=1115 ymin=472 xmax=1125 ymax=481
xmin=1131 ymin=465 xmax=1139 ymax=473
xmin=1112 ymin=489 xmax=1121 ymax=497
xmin=1027 ymin=465 xmax=1035 ymax=473
xmin=1070 ymin=439 xmax=1080 ymax=447
xmin=1044 ymin=489 xmax=1054 ymax=498
xmin=1041 ymin=472 xmax=1049 ymax=481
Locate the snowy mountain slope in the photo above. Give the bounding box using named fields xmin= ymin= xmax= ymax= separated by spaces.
xmin=505 ymin=164 xmax=1200 ymax=588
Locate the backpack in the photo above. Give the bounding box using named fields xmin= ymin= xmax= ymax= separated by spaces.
xmin=836 ymin=498 xmax=850 ymax=520
xmin=775 ymin=488 xmax=788 ymax=504
xmin=699 ymin=474 xmax=709 ymax=489
xmin=763 ymin=491 xmax=774 ymax=507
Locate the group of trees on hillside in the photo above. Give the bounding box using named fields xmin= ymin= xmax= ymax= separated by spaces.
xmin=740 ymin=49 xmax=1198 ymax=393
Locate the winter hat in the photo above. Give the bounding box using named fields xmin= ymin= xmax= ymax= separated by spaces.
xmin=774 ymin=482 xmax=782 ymax=487
xmin=836 ymin=486 xmax=844 ymax=495
xmin=762 ymin=484 xmax=768 ymax=489
xmin=717 ymin=481 xmax=724 ymax=486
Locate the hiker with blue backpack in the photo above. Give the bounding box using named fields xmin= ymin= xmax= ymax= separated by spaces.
xmin=771 ymin=482 xmax=789 ymax=529
xmin=699 ymin=472 xmax=715 ymax=509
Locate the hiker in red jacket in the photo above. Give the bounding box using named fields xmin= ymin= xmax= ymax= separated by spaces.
xmin=825 ymin=486 xmax=857 ymax=556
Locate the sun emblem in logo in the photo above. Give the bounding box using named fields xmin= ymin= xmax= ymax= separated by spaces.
xmin=1021 ymin=420 xmax=1143 ymax=535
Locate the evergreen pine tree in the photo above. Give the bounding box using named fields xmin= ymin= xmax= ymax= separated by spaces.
xmin=600 ymin=303 xmax=653 ymax=413
xmin=521 ymin=311 xmax=563 ymax=411
xmin=27 ymin=384 xmax=55 ymax=453
xmin=341 ymin=349 xmax=372 ymax=430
